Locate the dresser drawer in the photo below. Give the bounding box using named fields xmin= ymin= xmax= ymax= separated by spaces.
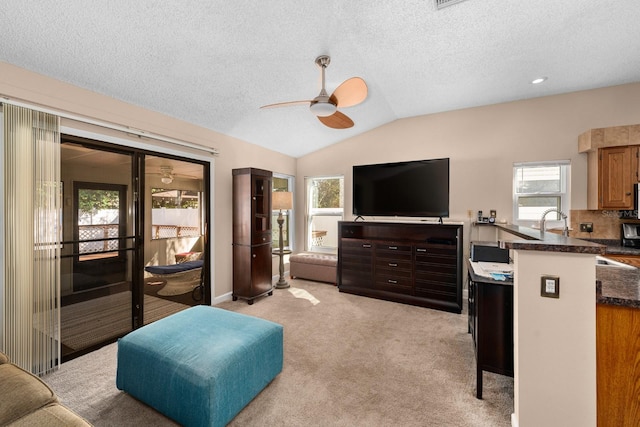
xmin=415 ymin=246 xmax=457 ymax=266
xmin=375 ymin=242 xmax=412 ymax=261
xmin=375 ymin=274 xmax=413 ymax=294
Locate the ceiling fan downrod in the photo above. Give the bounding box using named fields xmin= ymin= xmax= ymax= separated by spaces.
xmin=310 ymin=55 xmax=337 ymax=117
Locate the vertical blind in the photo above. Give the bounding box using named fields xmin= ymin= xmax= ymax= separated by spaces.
xmin=2 ymin=103 xmax=61 ymax=375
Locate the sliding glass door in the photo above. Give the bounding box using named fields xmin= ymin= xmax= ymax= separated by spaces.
xmin=59 ymin=137 xmax=210 ymax=361
xmin=60 ymin=142 xmax=136 ymax=360
xmin=143 ymin=155 xmax=207 ymax=321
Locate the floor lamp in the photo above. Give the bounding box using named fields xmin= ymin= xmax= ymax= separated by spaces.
xmin=272 ymin=191 xmax=293 ymax=289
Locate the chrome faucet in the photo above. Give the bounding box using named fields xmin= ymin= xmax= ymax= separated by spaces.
xmin=540 ymin=208 xmax=569 ymax=237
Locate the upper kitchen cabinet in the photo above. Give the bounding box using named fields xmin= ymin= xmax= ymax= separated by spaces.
xmin=579 ymin=125 xmax=640 ymax=210
xmin=598 ymin=145 xmax=637 ymax=210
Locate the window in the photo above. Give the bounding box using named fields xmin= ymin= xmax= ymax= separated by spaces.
xmin=305 ymin=176 xmax=344 ymax=252
xmin=272 ymin=174 xmax=294 ymax=250
xmin=151 ymin=188 xmax=202 ymax=239
xmin=513 ymin=161 xmax=570 ymax=227
xmin=75 ymin=183 xmax=126 ymax=261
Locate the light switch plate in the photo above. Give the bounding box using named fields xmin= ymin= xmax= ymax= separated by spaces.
xmin=541 ymin=275 xmax=560 ymax=298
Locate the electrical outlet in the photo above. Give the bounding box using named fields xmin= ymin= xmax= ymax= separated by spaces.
xmin=579 ymin=223 xmax=594 ymax=232
xmin=541 ymin=275 xmax=560 ymax=298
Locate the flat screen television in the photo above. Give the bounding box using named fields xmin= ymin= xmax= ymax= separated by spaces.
xmin=353 ymin=158 xmax=450 ymax=218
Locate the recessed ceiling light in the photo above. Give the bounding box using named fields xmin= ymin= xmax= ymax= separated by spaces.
xmin=531 ymin=77 xmax=548 ymax=85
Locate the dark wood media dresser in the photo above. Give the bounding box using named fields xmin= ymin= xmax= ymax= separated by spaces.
xmin=337 ymin=221 xmax=463 ymax=313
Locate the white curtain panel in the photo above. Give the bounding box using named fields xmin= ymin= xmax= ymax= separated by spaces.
xmin=2 ymin=103 xmax=61 ymax=375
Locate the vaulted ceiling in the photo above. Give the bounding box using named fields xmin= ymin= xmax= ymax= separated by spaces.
xmin=2 ymin=1 xmax=640 ymax=157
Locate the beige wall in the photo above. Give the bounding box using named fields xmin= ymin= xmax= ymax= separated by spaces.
xmin=296 ymin=82 xmax=640 ymax=251
xmin=4 ymin=60 xmax=640 ymax=299
xmin=0 ymin=61 xmax=296 ymax=300
xmin=513 ymin=250 xmax=596 ymax=427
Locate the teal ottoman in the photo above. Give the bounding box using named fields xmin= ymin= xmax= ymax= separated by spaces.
xmin=116 ymin=306 xmax=283 ymax=427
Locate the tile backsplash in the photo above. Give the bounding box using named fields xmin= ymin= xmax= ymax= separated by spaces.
xmin=570 ymin=209 xmax=640 ymax=240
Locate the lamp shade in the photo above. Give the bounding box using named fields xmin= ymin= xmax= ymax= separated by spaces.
xmin=272 ymin=191 xmax=293 ymax=210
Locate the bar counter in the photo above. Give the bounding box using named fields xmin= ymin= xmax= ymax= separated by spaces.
xmin=490 ymin=223 xmax=639 ymax=308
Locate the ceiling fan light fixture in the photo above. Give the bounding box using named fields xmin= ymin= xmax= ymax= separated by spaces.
xmin=160 ymin=165 xmax=174 ymax=184
xmin=310 ymin=101 xmax=337 ymax=117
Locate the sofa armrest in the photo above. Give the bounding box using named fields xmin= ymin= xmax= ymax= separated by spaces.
xmin=0 ymin=363 xmax=58 ymax=425
xmin=7 ymin=403 xmax=92 ymax=427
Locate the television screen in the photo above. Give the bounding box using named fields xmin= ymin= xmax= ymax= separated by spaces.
xmin=353 ymin=158 xmax=450 ymax=218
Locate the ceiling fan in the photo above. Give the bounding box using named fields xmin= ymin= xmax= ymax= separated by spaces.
xmin=260 ymin=55 xmax=368 ymax=129
xmin=160 ymin=165 xmax=174 ymax=184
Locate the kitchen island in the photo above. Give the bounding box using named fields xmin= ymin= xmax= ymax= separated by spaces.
xmin=491 ymin=223 xmax=602 ymax=427
xmin=488 ymin=222 xmax=639 ymax=426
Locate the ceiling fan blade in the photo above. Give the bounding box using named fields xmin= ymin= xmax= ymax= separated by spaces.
xmin=318 ymin=111 xmax=354 ymax=129
xmin=330 ymin=77 xmax=368 ymax=108
xmin=260 ymin=100 xmax=312 ymax=109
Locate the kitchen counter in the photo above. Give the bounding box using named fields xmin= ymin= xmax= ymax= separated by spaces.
xmin=490 ymin=224 xmax=640 ymax=308
xmin=597 ymin=266 xmax=640 ymax=308
xmin=581 ymin=239 xmax=640 ymax=308
xmin=495 ymin=223 xmax=606 ymax=254
xmin=584 ymin=238 xmax=640 ymax=256
xmin=494 ymin=224 xmax=600 ymax=426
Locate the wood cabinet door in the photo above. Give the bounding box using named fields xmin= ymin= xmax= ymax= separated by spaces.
xmin=251 ymin=244 xmax=273 ymax=295
xmin=599 ymin=146 xmax=633 ymax=209
xmin=596 ymin=304 xmax=640 ymax=426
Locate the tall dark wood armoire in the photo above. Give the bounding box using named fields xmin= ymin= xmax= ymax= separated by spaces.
xmin=232 ymin=168 xmax=273 ymax=304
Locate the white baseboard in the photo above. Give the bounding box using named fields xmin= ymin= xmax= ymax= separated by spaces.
xmin=212 ymin=291 xmax=233 ymax=306
xmin=511 ymin=413 xmax=518 ymax=427
xmin=211 ymin=274 xmax=291 ymax=307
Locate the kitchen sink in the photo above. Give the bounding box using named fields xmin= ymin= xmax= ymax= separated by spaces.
xmin=595 ymin=255 xmax=636 ymax=269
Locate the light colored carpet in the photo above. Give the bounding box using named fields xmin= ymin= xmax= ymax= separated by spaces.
xmin=46 ymin=280 xmax=513 ymax=426
xmin=61 ymin=292 xmax=190 ymax=351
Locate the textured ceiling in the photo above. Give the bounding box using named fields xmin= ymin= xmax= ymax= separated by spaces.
xmin=2 ymin=1 xmax=640 ymax=158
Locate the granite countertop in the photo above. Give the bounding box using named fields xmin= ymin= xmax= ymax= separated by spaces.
xmin=495 ymin=224 xmax=606 ymax=254
xmin=596 ymin=266 xmax=640 ymax=309
xmin=490 ymin=225 xmax=639 ymax=308
xmin=589 ymin=239 xmax=640 ymax=308
xmin=584 ymin=238 xmax=640 ymax=256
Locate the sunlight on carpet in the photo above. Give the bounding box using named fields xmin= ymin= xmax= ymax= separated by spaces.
xmin=288 ymin=287 xmax=320 ymax=305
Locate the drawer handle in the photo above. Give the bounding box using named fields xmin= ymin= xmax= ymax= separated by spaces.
xmin=388 ymin=263 xmax=398 ymax=267
xmin=388 ymin=279 xmax=398 ymax=284
xmin=388 ymin=246 xmax=398 ymax=250
xmin=362 ymin=244 xmax=372 ymax=248
xmin=416 ymin=248 xmax=427 ymax=252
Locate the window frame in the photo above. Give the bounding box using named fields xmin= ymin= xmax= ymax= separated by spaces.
xmin=512 ymin=160 xmax=571 ymax=228
xmin=73 ymin=181 xmax=127 ymax=262
xmin=150 ymin=187 xmax=203 ymax=240
xmin=305 ymin=175 xmax=344 ymax=252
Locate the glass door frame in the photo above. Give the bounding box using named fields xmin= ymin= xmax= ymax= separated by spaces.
xmin=59 ymin=133 xmax=211 ymax=360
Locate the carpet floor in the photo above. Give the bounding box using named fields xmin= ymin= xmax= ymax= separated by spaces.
xmin=45 ymin=279 xmax=513 ymax=426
